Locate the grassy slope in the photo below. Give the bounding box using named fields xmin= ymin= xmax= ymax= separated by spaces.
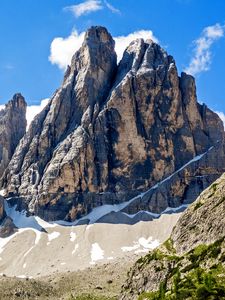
xmin=136 ymin=238 xmax=225 ymax=299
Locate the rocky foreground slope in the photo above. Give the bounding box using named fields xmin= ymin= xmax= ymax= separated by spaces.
xmin=121 ymin=173 xmax=225 ymax=299
xmin=1 ymin=26 xmax=225 ymax=221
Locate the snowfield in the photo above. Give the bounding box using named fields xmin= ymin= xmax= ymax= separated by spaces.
xmin=0 ymin=203 xmax=184 ymax=277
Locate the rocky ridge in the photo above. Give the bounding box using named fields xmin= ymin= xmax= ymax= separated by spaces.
xmin=121 ymin=173 xmax=225 ymax=299
xmin=0 ymin=93 xmax=26 ymax=178
xmin=0 ymin=94 xmax=26 ymax=233
xmin=1 ymin=26 xmax=225 ymax=221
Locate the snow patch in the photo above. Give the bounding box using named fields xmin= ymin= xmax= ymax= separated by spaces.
xmin=122 ymin=236 xmax=160 ymax=253
xmin=121 ymin=244 xmax=139 ymax=252
xmin=138 ymin=237 xmax=160 ymax=249
xmin=24 ymin=246 xmax=34 ymax=258
xmin=17 ymin=275 xmax=26 ymax=279
xmin=4 ymin=202 xmax=43 ymax=231
xmin=4 ymin=201 xmax=57 ymax=231
xmin=90 ymin=243 xmax=104 ymax=264
xmin=34 ymin=231 xmax=42 ymax=245
xmin=35 ymin=216 xmax=57 ymax=229
xmin=48 ymin=232 xmax=60 ymax=241
xmin=70 ymin=232 xmax=76 ymax=242
xmin=72 ymin=243 xmax=79 ymax=255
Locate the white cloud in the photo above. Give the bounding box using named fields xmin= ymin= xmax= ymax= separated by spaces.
xmin=64 ymin=0 xmax=103 ymax=18
xmin=185 ymin=23 xmax=224 ymax=76
xmin=49 ymin=29 xmax=158 ymax=70
xmin=26 ymin=98 xmax=50 ymax=130
xmin=114 ymin=30 xmax=158 ymax=62
xmin=49 ymin=30 xmax=85 ymax=70
xmin=0 ymin=105 xmax=5 ymax=111
xmin=215 ymin=111 xmax=225 ymax=129
xmin=104 ymin=0 xmax=121 ymax=14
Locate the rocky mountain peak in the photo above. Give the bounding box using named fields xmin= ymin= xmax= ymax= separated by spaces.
xmin=69 ymin=26 xmax=116 ymax=85
xmin=6 ymin=93 xmax=26 ymax=110
xmin=0 ymin=94 xmax=27 ymax=178
xmin=117 ymin=38 xmax=175 ymax=80
xmin=1 ymin=27 xmax=225 ymax=222
xmin=83 ymin=26 xmax=115 ymax=48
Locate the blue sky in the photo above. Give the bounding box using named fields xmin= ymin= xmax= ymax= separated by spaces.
xmin=0 ymin=0 xmax=225 ymax=117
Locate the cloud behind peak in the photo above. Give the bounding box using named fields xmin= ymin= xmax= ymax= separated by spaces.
xmin=49 ymin=29 xmax=158 ymax=70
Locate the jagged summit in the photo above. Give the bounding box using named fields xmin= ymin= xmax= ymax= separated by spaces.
xmin=82 ymin=25 xmax=115 ymax=53
xmin=6 ymin=93 xmax=26 ymax=109
xmin=1 ymin=26 xmax=225 ymax=221
xmin=0 ymin=93 xmax=26 ymax=177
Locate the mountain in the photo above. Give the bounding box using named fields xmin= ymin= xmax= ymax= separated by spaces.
xmin=0 ymin=25 xmax=224 ymax=300
xmin=121 ymin=174 xmax=225 ymax=299
xmin=1 ymin=26 xmax=225 ymax=223
xmin=0 ymin=94 xmax=26 ymax=229
xmin=0 ymin=93 xmax=26 ymax=178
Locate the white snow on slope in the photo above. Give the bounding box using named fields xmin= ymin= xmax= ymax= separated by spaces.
xmin=72 ymin=243 xmax=79 ymax=255
xmin=0 ymin=211 xmax=183 ymax=277
xmin=123 ymin=204 xmax=188 ymax=219
xmin=48 ymin=232 xmax=60 ymax=241
xmin=90 ymin=243 xmax=104 ymax=264
xmin=122 ymin=236 xmax=160 ymax=253
xmin=4 ymin=201 xmax=43 ymax=231
xmin=70 ymin=232 xmax=76 ymax=242
xmin=139 ymin=237 xmax=160 ymax=249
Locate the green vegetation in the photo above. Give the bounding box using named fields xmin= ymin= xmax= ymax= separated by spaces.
xmin=136 ymin=248 xmax=180 ymax=268
xmin=138 ymin=265 xmax=225 ymax=300
xmin=164 ymin=238 xmax=176 ymax=254
xmin=207 ymin=182 xmax=219 ymax=198
xmin=210 ymin=183 xmax=218 ymax=192
xmin=137 ymin=238 xmax=225 ymax=300
xmin=193 ymin=201 xmax=203 ymax=211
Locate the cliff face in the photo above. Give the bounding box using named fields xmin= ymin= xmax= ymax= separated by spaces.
xmin=1 ymin=26 xmax=225 ymax=221
xmin=0 ymin=196 xmax=5 ymax=222
xmin=0 ymin=93 xmax=27 ymax=177
xmin=121 ymin=174 xmax=225 ymax=300
xmin=0 ymin=94 xmax=26 ymax=235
